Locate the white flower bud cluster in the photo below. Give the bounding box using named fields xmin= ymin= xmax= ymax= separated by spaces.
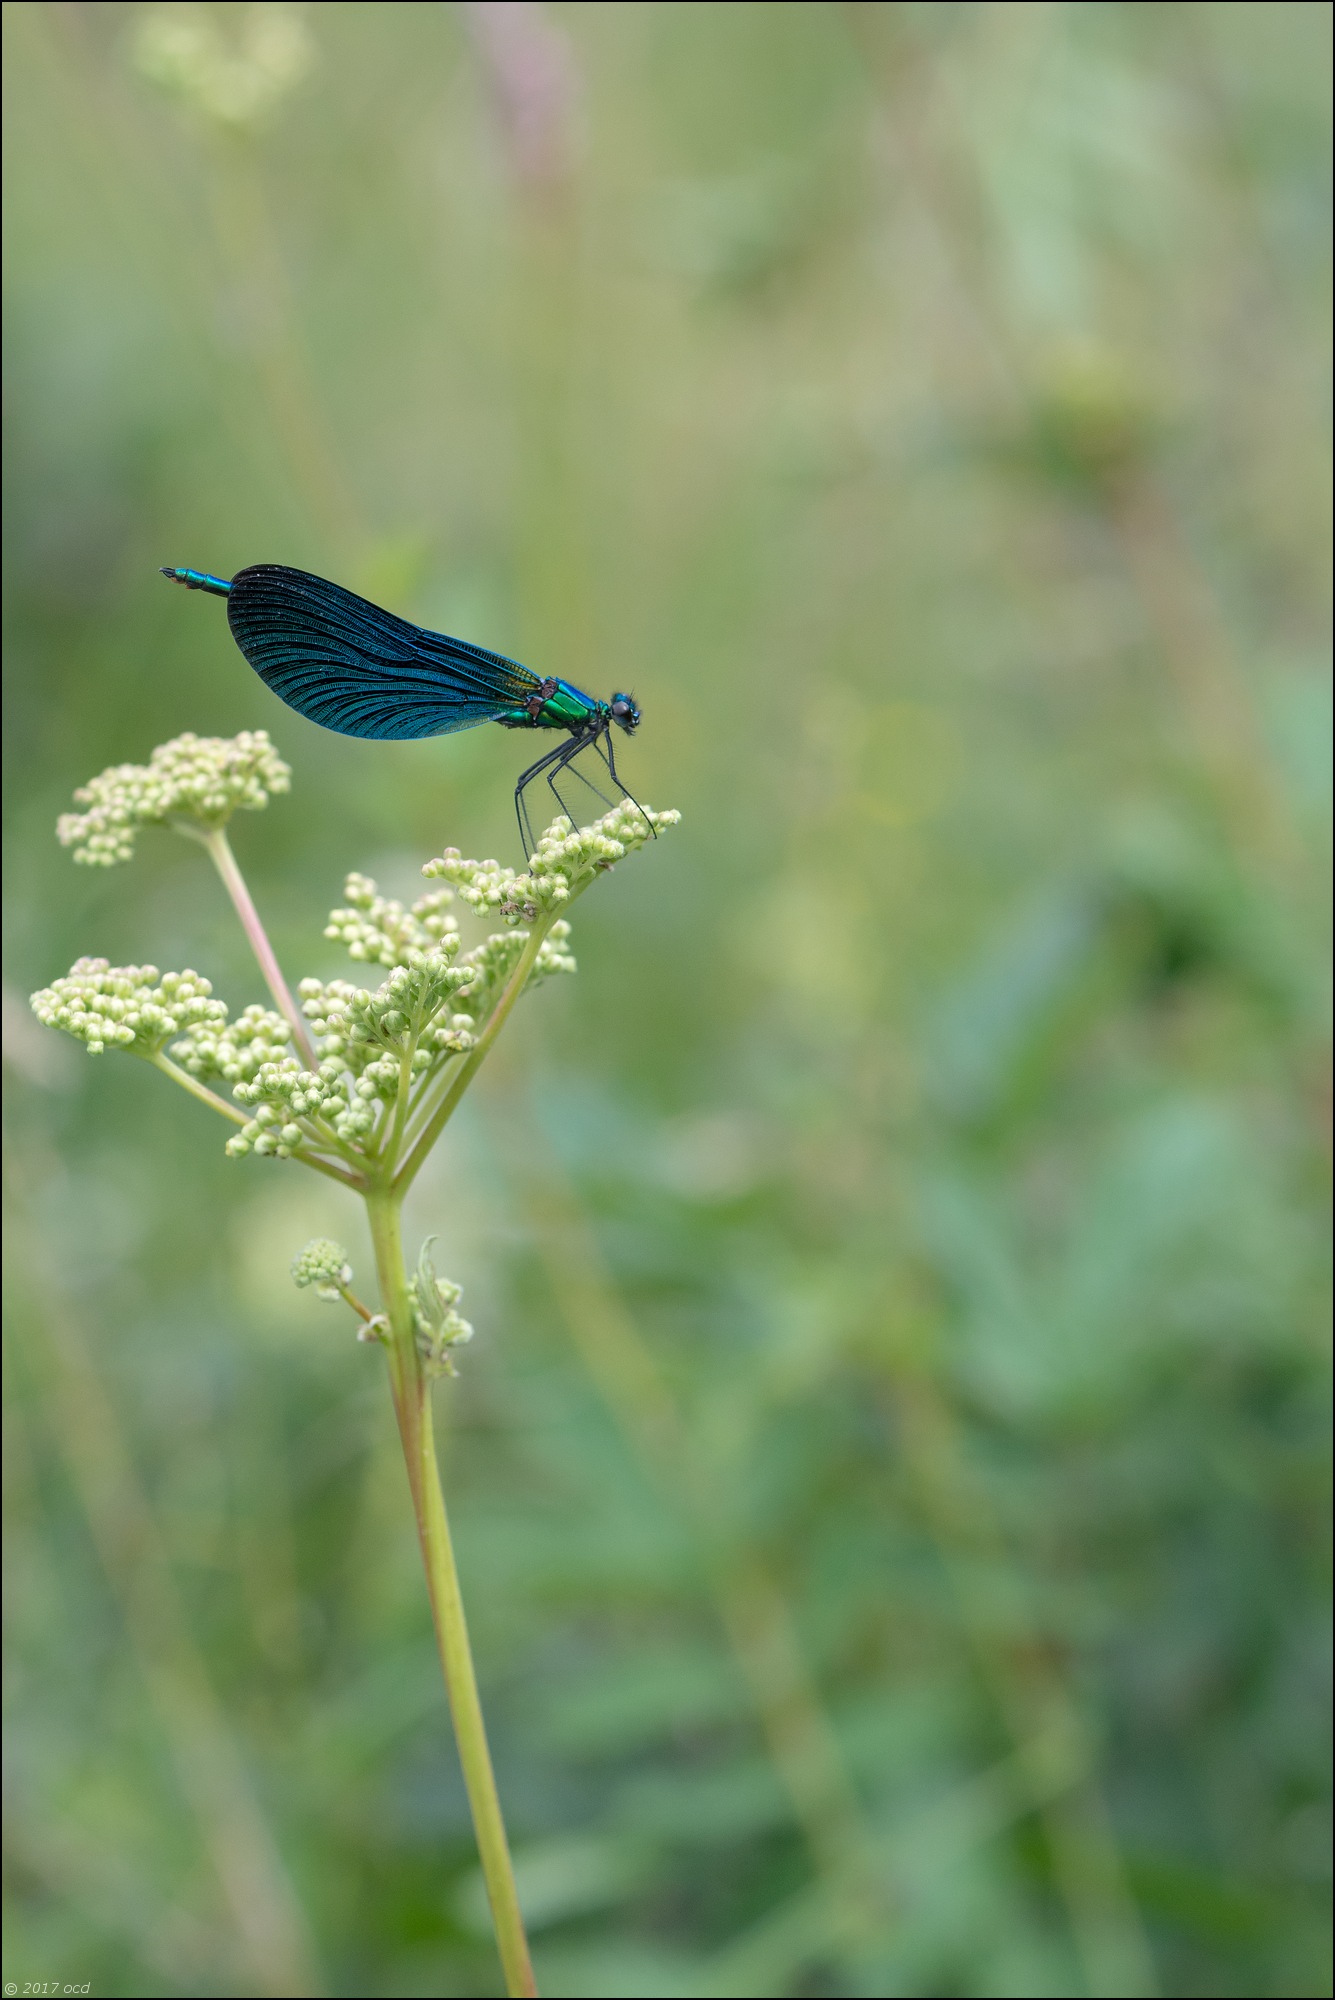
xmin=226 ymin=946 xmax=487 ymax=1164
xmin=525 ymin=804 xmax=680 ymax=906
xmin=291 ymin=1238 xmax=353 ymax=1302
xmin=170 ymin=1004 xmax=292 ymax=1083
xmin=57 ymin=731 xmax=291 ymax=865
xmin=534 ymin=921 xmax=578 ymax=982
xmin=423 ymin=804 xmax=679 ymax=924
xmin=446 ymin=921 xmax=578 ymax=1023
xmin=323 ymin=874 xmax=459 ymax=967
xmin=424 ymin=851 xmax=525 ymax=919
xmin=29 ymin=959 xmax=225 ymax=1057
xmin=227 ymin=1058 xmax=373 ymax=1156
xmin=33 ymin=794 xmax=682 ymax=1174
xmin=451 ymin=929 xmax=528 ymax=1001
xmin=301 ymin=954 xmax=477 ymax=1081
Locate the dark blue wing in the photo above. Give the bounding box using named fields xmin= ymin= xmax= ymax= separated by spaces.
xmin=226 ymin=565 xmax=539 ymax=740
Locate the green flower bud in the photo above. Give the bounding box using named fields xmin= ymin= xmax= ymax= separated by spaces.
xmin=297 ymin=950 xmax=476 ymax=1109
xmin=423 ymin=804 xmax=680 ymax=926
xmin=171 ymin=1003 xmax=292 ymax=1082
xmin=291 ymin=1238 xmax=353 ymax=1301
xmin=323 ymin=874 xmax=460 ymax=967
xmin=57 ymin=731 xmax=290 ymax=865
xmin=29 ymin=959 xmax=225 ymax=1058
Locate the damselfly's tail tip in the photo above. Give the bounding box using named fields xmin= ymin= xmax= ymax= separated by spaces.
xmin=160 ymin=566 xmax=232 ymax=596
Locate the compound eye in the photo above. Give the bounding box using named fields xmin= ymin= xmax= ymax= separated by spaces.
xmin=611 ymin=696 xmax=634 ymax=722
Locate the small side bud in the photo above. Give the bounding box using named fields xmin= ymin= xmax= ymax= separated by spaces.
xmin=291 ymin=1237 xmax=353 ymax=1303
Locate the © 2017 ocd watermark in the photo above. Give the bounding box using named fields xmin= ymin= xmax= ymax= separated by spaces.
xmin=5 ymin=1984 xmax=92 ymax=1994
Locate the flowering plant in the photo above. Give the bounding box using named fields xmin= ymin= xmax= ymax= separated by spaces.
xmin=33 ymin=730 xmax=678 ymax=1998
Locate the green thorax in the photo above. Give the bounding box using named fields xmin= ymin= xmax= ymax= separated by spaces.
xmin=496 ymin=679 xmax=606 ymax=732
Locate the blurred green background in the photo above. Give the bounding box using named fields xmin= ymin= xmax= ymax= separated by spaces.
xmin=3 ymin=4 xmax=1331 ymax=1996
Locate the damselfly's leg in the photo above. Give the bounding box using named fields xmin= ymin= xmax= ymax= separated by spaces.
xmin=516 ymin=725 xmax=645 ymax=856
xmin=515 ymin=736 xmax=582 ymax=856
xmin=593 ymin=729 xmax=655 ymax=837
xmin=546 ymin=731 xmax=617 ymax=827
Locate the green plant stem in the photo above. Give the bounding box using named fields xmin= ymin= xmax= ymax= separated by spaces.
xmin=303 ymin=1110 xmax=364 ymax=1165
xmin=400 ymin=1057 xmax=464 ymax=1156
xmin=365 ymin=1189 xmax=537 ymax=1999
xmin=334 ymin=1281 xmax=379 ymax=1325
xmin=150 ymin=1050 xmax=248 ymax=1123
xmin=291 ymin=1151 xmax=364 ymax=1191
xmin=202 ymin=826 xmax=319 ymax=1070
xmin=149 ymin=1057 xmax=362 ymax=1188
xmin=394 ymin=920 xmax=554 ymax=1194
xmin=384 ymin=1036 xmax=416 ymax=1167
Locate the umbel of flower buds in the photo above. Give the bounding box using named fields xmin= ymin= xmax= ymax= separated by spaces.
xmin=57 ymin=730 xmax=290 ymax=864
xmin=29 ymin=960 xmax=225 ymax=1057
xmin=171 ymin=1005 xmax=293 ymax=1083
xmin=423 ymin=804 xmax=681 ymax=923
xmin=35 ymin=743 xmax=682 ymax=1182
xmin=291 ymin=1238 xmax=354 ymax=1302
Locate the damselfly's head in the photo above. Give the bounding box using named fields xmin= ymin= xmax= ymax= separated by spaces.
xmin=609 ymin=692 xmax=641 ymax=734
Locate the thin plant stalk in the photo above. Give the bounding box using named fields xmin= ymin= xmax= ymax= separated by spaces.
xmin=150 ymin=1049 xmax=249 ymax=1125
xmin=366 ymin=1189 xmax=538 ymax=1998
xmin=148 ymin=1055 xmax=361 ymax=1190
xmin=201 ymin=825 xmax=319 ymax=1068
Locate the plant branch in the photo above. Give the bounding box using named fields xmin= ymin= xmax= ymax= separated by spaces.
xmin=201 ymin=826 xmax=319 ymax=1069
xmin=292 ymin=1150 xmax=364 ymax=1191
xmin=149 ymin=1050 xmax=249 ymax=1124
xmin=394 ymin=921 xmax=553 ymax=1195
xmin=148 ymin=1055 xmax=361 ymax=1186
xmin=334 ymin=1280 xmax=380 ymax=1324
xmin=302 ymin=1109 xmax=366 ymax=1164
xmin=384 ymin=1031 xmax=417 ymax=1171
xmin=400 ymin=1052 xmax=467 ymax=1154
xmin=416 ymin=1394 xmax=537 ymax=1994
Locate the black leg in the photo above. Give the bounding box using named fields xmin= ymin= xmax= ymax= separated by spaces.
xmin=546 ymin=732 xmax=617 ymax=826
xmin=514 ymin=724 xmax=649 ymax=859
xmin=593 ymin=730 xmax=655 ymax=838
xmin=514 ymin=736 xmax=580 ymax=856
